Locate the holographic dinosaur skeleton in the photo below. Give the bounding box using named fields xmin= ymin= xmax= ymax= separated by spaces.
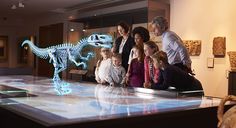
xmin=22 ymin=34 xmax=112 ymax=81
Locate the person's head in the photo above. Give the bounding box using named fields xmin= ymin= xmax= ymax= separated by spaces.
xmin=117 ymin=21 xmax=130 ymax=37
xmin=144 ymin=41 xmax=159 ymax=57
xmin=151 ymin=16 xmax=169 ymax=36
xmin=100 ymin=48 xmax=111 ymax=59
xmin=132 ymin=26 xmax=150 ymax=46
xmin=151 ymin=51 xmax=169 ymax=69
xmin=112 ymin=53 xmax=122 ymax=67
xmin=132 ymin=45 xmax=144 ymax=61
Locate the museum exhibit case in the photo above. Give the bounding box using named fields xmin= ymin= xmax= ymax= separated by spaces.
xmin=0 ymin=75 xmax=233 ymax=128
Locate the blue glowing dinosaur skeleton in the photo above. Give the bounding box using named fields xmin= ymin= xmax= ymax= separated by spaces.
xmin=22 ymin=34 xmax=112 ymax=81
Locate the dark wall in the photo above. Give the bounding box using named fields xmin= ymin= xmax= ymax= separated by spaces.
xmin=38 ymin=23 xmax=63 ymax=78
xmin=72 ymin=8 xmax=147 ymax=29
xmin=0 ymin=67 xmax=33 ymax=75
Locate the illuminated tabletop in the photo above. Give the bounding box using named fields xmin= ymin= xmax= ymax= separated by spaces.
xmin=0 ymin=75 xmax=225 ymax=128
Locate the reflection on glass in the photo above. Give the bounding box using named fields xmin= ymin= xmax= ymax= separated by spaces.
xmin=94 ymin=85 xmax=130 ymax=118
xmin=53 ymin=80 xmax=72 ymax=95
xmin=94 ymin=84 xmax=203 ymax=118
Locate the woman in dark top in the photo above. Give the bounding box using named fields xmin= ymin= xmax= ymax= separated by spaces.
xmin=146 ymin=51 xmax=203 ymax=91
xmin=111 ymin=21 xmax=135 ymax=71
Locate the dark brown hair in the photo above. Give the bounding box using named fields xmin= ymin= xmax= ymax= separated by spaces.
xmin=132 ymin=45 xmax=144 ymax=62
xmin=132 ymin=26 xmax=150 ymax=42
xmin=117 ymin=21 xmax=130 ymax=33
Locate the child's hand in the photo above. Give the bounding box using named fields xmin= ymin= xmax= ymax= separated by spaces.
xmin=153 ymin=78 xmax=158 ymax=83
xmin=110 ymin=83 xmax=114 ymax=86
xmin=125 ymin=74 xmax=129 ymax=85
xmin=101 ymin=80 xmax=107 ymax=84
xmin=96 ymin=79 xmax=101 ymax=84
xmin=143 ymin=82 xmax=151 ymax=88
xmin=125 ymin=78 xmax=129 ymax=86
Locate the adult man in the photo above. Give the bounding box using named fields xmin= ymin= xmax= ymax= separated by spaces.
xmin=151 ymin=16 xmax=193 ymax=75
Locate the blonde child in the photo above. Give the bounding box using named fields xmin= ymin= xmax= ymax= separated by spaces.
xmin=143 ymin=41 xmax=159 ymax=88
xmin=107 ymin=53 xmax=126 ymax=87
xmin=148 ymin=51 xmax=203 ymax=91
xmin=95 ymin=48 xmax=112 ymax=84
xmin=126 ymin=45 xmax=144 ymax=87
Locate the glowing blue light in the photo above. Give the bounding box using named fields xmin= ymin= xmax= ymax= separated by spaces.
xmin=22 ymin=34 xmax=112 ymax=81
xmin=53 ymin=80 xmax=72 ymax=95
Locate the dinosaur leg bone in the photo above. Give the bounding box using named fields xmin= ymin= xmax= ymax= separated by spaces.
xmin=53 ymin=67 xmax=61 ymax=81
xmin=78 ymin=52 xmax=94 ymax=61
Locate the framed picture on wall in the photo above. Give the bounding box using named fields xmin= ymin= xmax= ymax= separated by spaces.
xmin=207 ymin=58 xmax=214 ymax=68
xmin=0 ymin=36 xmax=8 ymax=62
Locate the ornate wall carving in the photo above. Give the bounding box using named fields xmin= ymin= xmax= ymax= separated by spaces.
xmin=213 ymin=37 xmax=226 ymax=57
xmin=228 ymin=51 xmax=236 ymax=71
xmin=183 ymin=40 xmax=201 ymax=56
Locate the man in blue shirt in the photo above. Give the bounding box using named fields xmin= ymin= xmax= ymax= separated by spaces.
xmin=151 ymin=16 xmax=194 ymax=75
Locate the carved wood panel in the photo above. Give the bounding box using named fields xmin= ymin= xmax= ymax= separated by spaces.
xmin=228 ymin=51 xmax=236 ymax=71
xmin=183 ymin=40 xmax=201 ymax=56
xmin=213 ymin=37 xmax=226 ymax=57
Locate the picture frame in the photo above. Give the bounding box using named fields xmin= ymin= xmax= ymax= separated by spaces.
xmin=207 ymin=58 xmax=214 ymax=68
xmin=0 ymin=36 xmax=8 ymax=62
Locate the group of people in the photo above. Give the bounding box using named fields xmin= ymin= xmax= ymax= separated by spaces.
xmin=95 ymin=16 xmax=203 ymax=92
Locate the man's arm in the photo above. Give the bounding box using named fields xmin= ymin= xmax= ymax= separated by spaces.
xmin=168 ymin=34 xmax=192 ymax=68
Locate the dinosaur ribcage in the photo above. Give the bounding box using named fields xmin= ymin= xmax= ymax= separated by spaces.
xmin=55 ymin=50 xmax=68 ymax=68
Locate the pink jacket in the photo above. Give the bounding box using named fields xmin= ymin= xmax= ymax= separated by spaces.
xmin=144 ymin=56 xmax=159 ymax=84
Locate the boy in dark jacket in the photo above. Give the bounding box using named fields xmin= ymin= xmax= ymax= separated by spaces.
xmin=145 ymin=51 xmax=203 ymax=91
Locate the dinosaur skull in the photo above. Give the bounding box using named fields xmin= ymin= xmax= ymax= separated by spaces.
xmin=87 ymin=34 xmax=113 ymax=48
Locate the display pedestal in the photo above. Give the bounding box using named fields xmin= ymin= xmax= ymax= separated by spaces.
xmin=228 ymin=71 xmax=236 ymax=95
xmin=69 ymin=69 xmax=87 ymax=81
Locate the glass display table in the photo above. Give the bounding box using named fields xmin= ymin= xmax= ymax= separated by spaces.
xmin=0 ymin=75 xmax=231 ymax=128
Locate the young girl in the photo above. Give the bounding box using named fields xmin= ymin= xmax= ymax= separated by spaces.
xmin=149 ymin=51 xmax=203 ymax=91
xmin=95 ymin=48 xmax=112 ymax=84
xmin=107 ymin=53 xmax=126 ymax=87
xmin=126 ymin=45 xmax=145 ymax=87
xmin=128 ymin=26 xmax=150 ymax=64
xmin=143 ymin=41 xmax=159 ymax=88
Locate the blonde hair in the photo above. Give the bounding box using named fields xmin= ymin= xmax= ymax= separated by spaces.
xmin=112 ymin=53 xmax=122 ymax=61
xmin=144 ymin=40 xmax=159 ymax=53
xmin=97 ymin=48 xmax=111 ymax=68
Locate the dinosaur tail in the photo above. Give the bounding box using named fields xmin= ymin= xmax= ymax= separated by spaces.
xmin=22 ymin=40 xmax=49 ymax=59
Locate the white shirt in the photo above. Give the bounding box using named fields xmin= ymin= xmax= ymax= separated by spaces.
xmin=107 ymin=65 xmax=126 ymax=86
xmin=95 ymin=58 xmax=112 ymax=82
xmin=128 ymin=48 xmax=134 ymax=64
xmin=119 ymin=38 xmax=127 ymax=54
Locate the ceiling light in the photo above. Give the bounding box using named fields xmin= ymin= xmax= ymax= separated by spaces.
xmin=11 ymin=1 xmax=25 ymax=9
xmin=11 ymin=5 xmax=17 ymax=9
xmin=18 ymin=2 xmax=24 ymax=8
